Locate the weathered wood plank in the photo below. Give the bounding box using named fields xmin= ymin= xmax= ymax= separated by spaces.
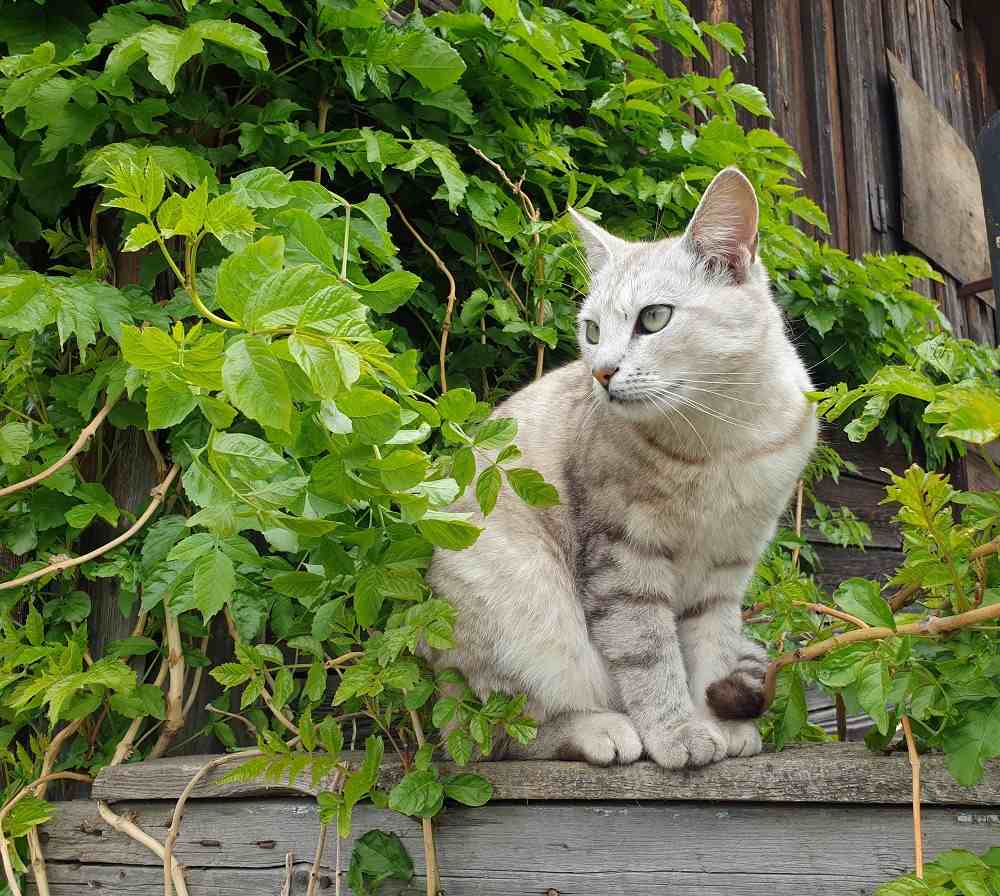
xmin=833 ymin=2 xmax=877 ymax=255
xmin=801 ymin=0 xmax=849 ymax=248
xmin=807 ymin=472 xmax=902 ymax=548
xmin=812 ymin=543 xmax=904 ymax=591
xmin=92 ymin=742 xmax=1000 ymax=806
xmin=822 ymin=427 xmax=917 ymax=484
xmin=34 ymin=797 xmax=1000 ymax=895
xmin=889 ymin=50 xmax=992 ymax=285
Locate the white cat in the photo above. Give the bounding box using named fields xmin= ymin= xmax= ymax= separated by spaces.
xmin=425 ymin=168 xmax=817 ymax=767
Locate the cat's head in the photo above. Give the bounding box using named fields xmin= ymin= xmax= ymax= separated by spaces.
xmin=570 ymin=167 xmax=779 ymax=421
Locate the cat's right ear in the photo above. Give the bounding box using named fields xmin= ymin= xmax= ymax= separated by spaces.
xmin=568 ymin=208 xmax=626 ymax=274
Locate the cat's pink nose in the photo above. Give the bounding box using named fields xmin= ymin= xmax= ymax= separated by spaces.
xmin=593 ymin=367 xmax=618 ymax=389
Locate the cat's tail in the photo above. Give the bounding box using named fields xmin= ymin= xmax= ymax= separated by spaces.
xmin=704 ymin=652 xmax=768 ymax=720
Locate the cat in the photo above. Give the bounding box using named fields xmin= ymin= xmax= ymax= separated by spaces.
xmin=425 ymin=167 xmax=817 ymax=768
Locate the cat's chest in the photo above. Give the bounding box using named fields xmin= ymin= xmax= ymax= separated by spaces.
xmin=570 ymin=449 xmax=795 ymax=605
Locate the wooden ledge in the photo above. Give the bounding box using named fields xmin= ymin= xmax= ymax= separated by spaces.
xmin=93 ymin=742 xmax=1000 ymax=807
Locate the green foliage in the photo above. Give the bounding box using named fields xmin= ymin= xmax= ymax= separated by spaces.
xmin=0 ymin=0 xmax=997 ymax=892
xmin=875 ymin=848 xmax=1000 ymax=895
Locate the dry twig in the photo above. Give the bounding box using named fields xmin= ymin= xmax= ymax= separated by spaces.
xmin=763 ymin=594 xmax=1000 ymax=709
xmin=0 ymin=772 xmax=92 ymax=896
xmin=392 ymin=201 xmax=458 ymax=393
xmin=306 ymin=823 xmax=329 ymax=896
xmin=408 ymin=708 xmax=439 ymax=896
xmin=469 ymin=146 xmax=547 ymax=378
xmin=97 ymin=801 xmax=189 ymax=896
xmin=790 ymin=479 xmax=804 ymax=568
xmin=901 ymin=716 xmax=924 ymax=879
xmin=0 ymin=464 xmax=179 ymax=591
xmin=163 ymin=751 xmax=262 ymax=896
xmin=148 ymin=609 xmax=186 ymax=759
xmin=0 ymin=398 xmax=117 ymax=500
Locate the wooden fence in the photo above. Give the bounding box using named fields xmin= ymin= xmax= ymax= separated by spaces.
xmin=658 ymin=0 xmax=1000 ymax=589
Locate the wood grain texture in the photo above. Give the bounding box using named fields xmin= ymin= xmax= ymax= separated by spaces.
xmin=32 ymin=796 xmax=1000 ymax=895
xmin=889 ymin=49 xmax=991 ymax=284
xmin=92 ymin=742 xmax=1000 ymax=806
xmin=807 ymin=472 xmax=902 ymax=548
xmin=812 ymin=543 xmax=905 ymax=591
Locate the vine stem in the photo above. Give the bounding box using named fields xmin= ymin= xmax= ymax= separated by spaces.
xmin=148 ymin=609 xmax=187 ymax=760
xmin=790 ymin=479 xmax=804 ymax=568
xmin=468 ymin=146 xmax=547 ymax=378
xmin=97 ymin=801 xmax=189 ymax=896
xmin=0 ymin=397 xmax=117 ymax=499
xmin=163 ymin=751 xmax=262 ymax=896
xmin=314 ymin=97 xmax=330 ymax=184
xmin=98 ymin=648 xmax=184 ymax=895
xmin=407 ymin=708 xmax=440 ymax=896
xmin=794 ymin=602 xmax=870 ymax=630
xmin=392 ymin=201 xmax=457 ymax=393
xmin=112 ymin=657 xmax=169 ymax=765
xmin=0 ymin=772 xmax=92 ymax=896
xmin=306 ymin=823 xmax=329 ymax=896
xmin=763 ymin=589 xmax=1000 ymax=709
xmin=901 ymin=716 xmax=924 ymax=879
xmin=0 ymin=464 xmax=179 ymax=591
xmin=27 ymin=716 xmax=88 ymax=895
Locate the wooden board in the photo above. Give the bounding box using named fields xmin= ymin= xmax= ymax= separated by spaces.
xmin=33 ymin=796 xmax=1000 ymax=895
xmin=92 ymin=742 xmax=1000 ymax=806
xmin=888 ymin=49 xmax=992 ymax=285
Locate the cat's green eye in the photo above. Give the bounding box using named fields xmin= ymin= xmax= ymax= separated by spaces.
xmin=637 ymin=304 xmax=673 ymax=334
xmin=584 ymin=320 xmax=600 ymax=344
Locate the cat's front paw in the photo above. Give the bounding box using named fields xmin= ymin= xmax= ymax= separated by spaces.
xmin=718 ymin=719 xmax=762 ymax=757
xmin=568 ymin=712 xmax=644 ymax=766
xmin=644 ymin=719 xmax=727 ymax=769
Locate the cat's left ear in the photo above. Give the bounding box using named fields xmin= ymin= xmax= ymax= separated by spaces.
xmin=683 ymin=167 xmax=759 ymax=284
xmin=568 ymin=208 xmax=627 ymax=274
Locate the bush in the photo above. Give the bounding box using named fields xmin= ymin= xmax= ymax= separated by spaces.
xmin=0 ymin=0 xmax=997 ymax=891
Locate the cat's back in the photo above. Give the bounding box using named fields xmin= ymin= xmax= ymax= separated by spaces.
xmin=487 ymin=360 xmax=591 ymax=484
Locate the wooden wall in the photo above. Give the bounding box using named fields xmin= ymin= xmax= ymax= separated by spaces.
xmin=662 ymin=0 xmax=1000 ymax=590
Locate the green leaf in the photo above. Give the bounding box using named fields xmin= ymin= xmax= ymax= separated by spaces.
xmin=121 ymin=324 xmax=178 ymax=371
xmin=222 ymin=336 xmax=292 ymax=431
xmin=728 ymin=83 xmax=771 ymax=117
xmin=211 ymin=432 xmax=286 ymax=480
xmin=146 ymin=373 xmax=196 ymax=429
xmin=417 ymin=513 xmax=482 ymax=550
xmin=856 ymin=657 xmax=891 ymax=735
xmin=442 ymin=772 xmax=492 ymax=806
xmin=0 ymin=422 xmax=31 ymax=464
xmin=474 ymin=418 xmax=517 ymax=450
xmin=189 ymin=19 xmax=268 ymax=70
xmin=832 ymin=578 xmax=895 ymax=629
xmin=123 ymin=221 xmax=159 ymax=252
xmin=337 ymin=388 xmax=401 ymax=444
xmin=437 ymin=388 xmax=477 ymax=424
xmin=390 ymin=31 xmax=465 ymax=90
xmin=378 ymin=450 xmax=429 ymax=491
xmin=475 ymin=466 xmax=502 ymax=516
xmin=446 ymin=727 xmax=473 ymax=765
xmin=216 ymin=235 xmax=284 ymax=322
xmin=185 ymin=550 xmax=235 ymax=622
xmin=288 ymin=334 xmax=360 ymax=399
xmin=355 ymin=271 xmax=421 ymax=314
xmin=388 ymin=769 xmax=444 ymax=818
xmin=505 ymin=468 xmax=559 ymax=507
xmin=139 ymin=25 xmax=205 ymax=93
xmin=944 ymin=703 xmax=1000 ymax=787
xmin=348 ymin=829 xmax=414 ymax=894
xmin=4 ymin=796 xmax=54 ymax=838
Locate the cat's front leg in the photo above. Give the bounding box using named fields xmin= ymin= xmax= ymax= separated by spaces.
xmin=677 ymin=595 xmax=767 ymax=758
xmin=588 ymin=599 xmax=726 ymax=769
